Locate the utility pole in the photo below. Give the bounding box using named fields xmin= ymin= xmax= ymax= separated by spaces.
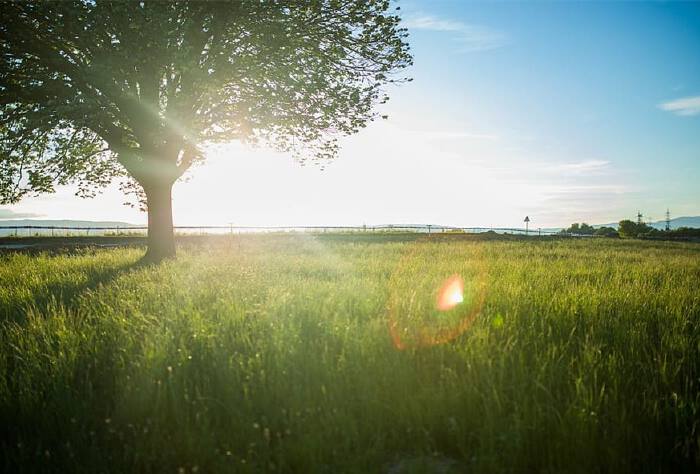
xmin=665 ymin=209 xmax=671 ymax=232
xmin=524 ymin=216 xmax=530 ymax=235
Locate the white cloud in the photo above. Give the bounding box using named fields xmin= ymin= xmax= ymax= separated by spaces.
xmin=658 ymin=95 xmax=700 ymax=116
xmin=404 ymin=15 xmax=508 ymax=52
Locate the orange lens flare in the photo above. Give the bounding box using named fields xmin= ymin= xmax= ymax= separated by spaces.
xmin=387 ymin=237 xmax=487 ymax=350
xmin=436 ymin=274 xmax=464 ymax=311
xmin=389 ymin=271 xmax=485 ymax=350
xmin=388 ymin=266 xmax=487 ymax=351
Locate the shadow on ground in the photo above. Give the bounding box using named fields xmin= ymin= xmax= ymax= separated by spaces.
xmin=1 ymin=257 xmax=142 ymax=324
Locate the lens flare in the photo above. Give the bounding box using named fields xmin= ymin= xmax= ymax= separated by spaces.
xmin=387 ymin=237 xmax=487 ymax=350
xmin=436 ymin=274 xmax=464 ymax=311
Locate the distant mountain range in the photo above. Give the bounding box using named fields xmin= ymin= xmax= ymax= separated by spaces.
xmin=0 ymin=219 xmax=140 ymax=228
xmin=0 ymin=219 xmax=141 ymax=236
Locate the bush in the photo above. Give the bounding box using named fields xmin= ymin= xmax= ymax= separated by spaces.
xmin=594 ymin=226 xmax=618 ymax=237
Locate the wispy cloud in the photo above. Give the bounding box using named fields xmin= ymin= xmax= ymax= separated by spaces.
xmin=483 ymin=159 xmax=612 ymax=179
xmin=418 ymin=130 xmax=500 ymax=141
xmin=552 ymin=160 xmax=610 ymax=175
xmin=542 ymin=184 xmax=632 ymax=196
xmin=658 ymin=95 xmax=700 ymax=116
xmin=404 ymin=15 xmax=508 ymax=52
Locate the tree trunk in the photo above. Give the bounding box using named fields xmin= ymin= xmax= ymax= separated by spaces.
xmin=143 ymin=181 xmax=176 ymax=262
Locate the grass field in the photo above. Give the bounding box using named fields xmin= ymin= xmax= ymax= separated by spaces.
xmin=1 ymin=234 xmax=699 ymax=473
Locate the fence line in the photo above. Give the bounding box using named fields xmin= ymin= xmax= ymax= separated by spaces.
xmin=0 ymin=224 xmax=568 ymax=236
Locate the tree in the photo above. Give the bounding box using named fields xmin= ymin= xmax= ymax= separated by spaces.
xmin=560 ymin=222 xmax=595 ymax=235
xmin=0 ymin=1 xmax=412 ymax=261
xmin=594 ymin=226 xmax=618 ymax=237
xmin=618 ymin=219 xmax=652 ymax=238
xmin=578 ymin=222 xmax=595 ymax=235
xmin=617 ymin=220 xmax=637 ymax=237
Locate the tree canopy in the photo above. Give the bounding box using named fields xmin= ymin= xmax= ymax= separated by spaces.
xmin=0 ymin=1 xmax=412 ymax=259
xmin=618 ymin=219 xmax=652 ymax=238
xmin=560 ymin=222 xmax=595 ymax=235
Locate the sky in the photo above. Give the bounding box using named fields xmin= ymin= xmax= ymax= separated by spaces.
xmin=2 ymin=1 xmax=700 ymax=228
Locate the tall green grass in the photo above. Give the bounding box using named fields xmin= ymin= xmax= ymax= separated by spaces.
xmin=1 ymin=235 xmax=698 ymax=473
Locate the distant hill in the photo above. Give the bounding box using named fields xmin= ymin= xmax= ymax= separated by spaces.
xmin=649 ymin=216 xmax=700 ymax=229
xmin=595 ymin=216 xmax=700 ymax=230
xmin=0 ymin=219 xmax=140 ymax=228
xmin=0 ymin=219 xmax=141 ymax=236
xmin=542 ymin=216 xmax=700 ymax=233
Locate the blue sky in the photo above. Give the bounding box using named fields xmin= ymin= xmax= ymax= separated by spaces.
xmin=395 ymin=0 xmax=700 ymax=225
xmin=3 ymin=1 xmax=699 ymax=228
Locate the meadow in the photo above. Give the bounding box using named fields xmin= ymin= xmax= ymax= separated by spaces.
xmin=1 ymin=234 xmax=698 ymax=473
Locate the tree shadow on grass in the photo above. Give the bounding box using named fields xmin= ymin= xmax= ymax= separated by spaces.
xmin=2 ymin=257 xmax=144 ymax=324
xmin=0 ymin=260 xmax=148 ymax=473
xmin=0 ymin=253 xmax=154 ymax=471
